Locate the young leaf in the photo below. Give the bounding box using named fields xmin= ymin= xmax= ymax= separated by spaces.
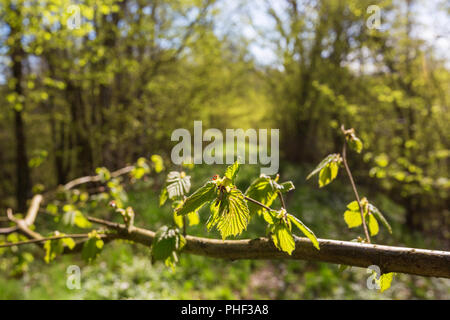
xmin=368 ymin=214 xmax=379 ymax=236
xmin=379 ymin=272 xmax=395 ymax=293
xmin=62 ymin=237 xmax=76 ymax=250
xmin=173 ymin=210 xmax=200 ymax=228
xmin=245 ymin=175 xmax=278 ymax=216
xmin=344 ymin=210 xmax=363 ymax=228
xmin=368 ymin=204 xmax=392 ymax=234
xmin=224 ymin=160 xmax=240 ymax=183
xmin=73 ymin=211 xmax=92 ymax=228
xmin=348 ymin=136 xmax=363 ymax=153
xmin=213 ymin=189 xmax=250 ymax=239
xmin=270 ymin=223 xmax=295 ymax=255
xmin=82 ymin=233 xmax=104 ymax=263
xmin=151 ymin=226 xmax=178 ymax=263
xmin=151 ymin=226 xmax=185 ymax=268
xmin=44 ymin=239 xmax=63 ymax=263
xmin=306 ymin=153 xmax=340 ymax=180
xmin=287 ymin=214 xmax=320 ymax=250
xmin=159 ymin=188 xmax=168 ymax=206
xmin=277 ymin=181 xmax=295 ymax=193
xmin=165 ymin=171 xmax=191 ymax=200
xmin=206 ymin=201 xmax=220 ymax=231
xmin=151 ymin=154 xmax=164 ymax=173
xmin=262 ymin=210 xmax=276 ymax=225
xmin=176 ymin=181 xmax=217 ymax=216
xmin=346 ymin=200 xmax=360 ymax=211
xmin=318 ymin=161 xmax=339 ymax=188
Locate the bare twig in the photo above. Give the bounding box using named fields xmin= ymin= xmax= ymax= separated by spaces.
xmin=341 ymin=128 xmax=371 ymax=243
xmin=0 ymin=233 xmax=91 ymax=248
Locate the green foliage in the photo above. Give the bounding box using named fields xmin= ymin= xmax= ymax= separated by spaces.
xmin=209 ymin=188 xmax=250 ymax=240
xmin=151 ymin=155 xmax=165 ymax=173
xmin=270 ymin=222 xmax=296 ymax=255
xmin=343 ymin=198 xmax=392 ymax=236
xmin=224 ymin=160 xmax=240 ymax=183
xmin=368 ymin=204 xmax=393 ymax=234
xmin=176 ymin=181 xmax=218 ymax=216
xmin=266 ymin=209 xmax=319 ymax=254
xmin=287 ymin=214 xmax=320 ymax=250
xmin=62 ymin=205 xmax=92 ymax=229
xmin=245 ymin=175 xmax=279 ymax=216
xmin=245 ymin=175 xmax=295 ymax=216
xmin=131 ymin=158 xmax=150 ymax=180
xmin=378 ymin=273 xmax=395 ymax=293
xmin=151 ymin=226 xmax=186 ymax=269
xmin=44 ymin=233 xmax=75 ymax=264
xmin=307 ymin=154 xmax=342 ymax=188
xmin=165 ymin=171 xmax=191 ymax=201
xmin=82 ymin=231 xmax=104 ymax=264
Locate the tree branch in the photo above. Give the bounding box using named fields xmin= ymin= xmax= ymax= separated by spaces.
xmin=87 ymin=218 xmax=450 ymax=279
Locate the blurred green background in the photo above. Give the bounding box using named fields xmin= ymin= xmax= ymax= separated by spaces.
xmin=0 ymin=0 xmax=449 ymax=299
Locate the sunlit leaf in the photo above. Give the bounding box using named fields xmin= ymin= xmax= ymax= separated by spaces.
xmin=82 ymin=233 xmax=104 ymax=263
xmin=287 ymin=214 xmax=320 ymax=250
xmin=368 ymin=204 xmax=392 ymax=234
xmin=379 ymin=272 xmax=395 ymax=292
xmin=306 ymin=153 xmax=340 ymax=180
xmin=318 ymin=161 xmax=339 ymax=187
xmin=213 ymin=189 xmax=250 ymax=239
xmin=224 ymin=160 xmax=240 ymax=183
xmin=368 ymin=214 xmax=379 ymax=236
xmin=344 ymin=210 xmax=363 ymax=228
xmin=176 ymin=181 xmax=217 ymax=216
xmin=245 ymin=175 xmax=278 ymax=216
xmin=165 ymin=171 xmax=191 ymax=200
xmin=270 ymin=223 xmax=295 ymax=255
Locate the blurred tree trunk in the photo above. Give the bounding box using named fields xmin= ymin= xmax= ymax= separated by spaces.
xmin=8 ymin=1 xmax=31 ymax=212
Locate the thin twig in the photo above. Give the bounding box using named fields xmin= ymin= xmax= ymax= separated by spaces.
xmin=244 ymin=196 xmax=272 ymax=212
xmin=341 ymin=141 xmax=371 ymax=243
xmin=0 ymin=233 xmax=91 ymax=248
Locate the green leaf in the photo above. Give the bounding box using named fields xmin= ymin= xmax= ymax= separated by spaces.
xmin=306 ymin=153 xmax=340 ymax=180
xmin=245 ymin=175 xmax=278 ymax=216
xmin=277 ymin=181 xmax=295 ymax=193
xmin=262 ymin=210 xmax=276 ymax=225
xmin=151 ymin=226 xmax=177 ymax=262
xmin=82 ymin=234 xmax=104 ymax=263
xmin=165 ymin=171 xmax=191 ymax=200
xmin=318 ymin=161 xmax=339 ymax=187
xmin=62 ymin=237 xmax=76 ymax=250
xmin=348 ymin=136 xmax=363 ymax=153
xmin=151 ymin=155 xmax=164 ymax=173
xmin=44 ymin=239 xmax=63 ymax=263
xmin=346 ymin=200 xmax=360 ymax=211
xmin=344 ymin=210 xmax=363 ymax=228
xmin=73 ymin=211 xmax=92 ymax=228
xmin=176 ymin=181 xmax=218 ymax=216
xmin=270 ymin=223 xmax=295 ymax=255
xmin=368 ymin=214 xmax=379 ymax=236
xmin=206 ymin=201 xmax=221 ymax=231
xmin=212 ymin=189 xmax=250 ymax=239
xmin=151 ymin=226 xmax=185 ymax=268
xmin=173 ymin=210 xmax=199 ymax=228
xmin=287 ymin=214 xmax=320 ymax=250
xmin=368 ymin=204 xmax=392 ymax=234
xmin=159 ymin=188 xmax=168 ymax=206
xmin=224 ymin=160 xmax=240 ymax=183
xmin=379 ymin=272 xmax=395 ymax=292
